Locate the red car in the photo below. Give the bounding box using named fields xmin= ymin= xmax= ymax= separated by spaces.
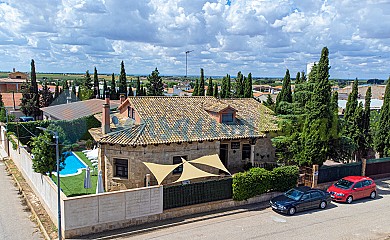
xmin=327 ymin=176 xmax=377 ymax=204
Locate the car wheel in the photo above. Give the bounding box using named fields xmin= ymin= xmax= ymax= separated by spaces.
xmin=319 ymin=201 xmax=327 ymax=209
xmin=370 ymin=191 xmax=376 ymax=199
xmin=288 ymin=207 xmax=296 ymax=216
xmin=346 ymin=196 xmax=353 ymax=204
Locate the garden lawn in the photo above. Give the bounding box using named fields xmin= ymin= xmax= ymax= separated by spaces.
xmin=51 ymin=151 xmax=97 ymax=197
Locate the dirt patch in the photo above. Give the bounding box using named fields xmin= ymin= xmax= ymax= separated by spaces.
xmin=4 ymin=159 xmax=58 ymax=239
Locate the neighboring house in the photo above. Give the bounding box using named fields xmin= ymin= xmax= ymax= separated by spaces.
xmin=90 ymin=96 xmax=278 ymax=191
xmin=338 ymin=99 xmax=383 ymax=114
xmin=1 ymin=92 xmax=24 ymax=119
xmin=164 ymin=86 xmax=184 ymax=96
xmin=0 ymin=70 xmax=28 ymax=93
xmin=337 ymin=84 xmax=386 ymax=100
xmin=40 ymin=98 xmax=120 ymax=121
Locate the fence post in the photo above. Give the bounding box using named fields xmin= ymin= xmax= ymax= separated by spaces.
xmin=361 ymin=158 xmax=366 ymax=176
xmin=311 ymin=165 xmax=319 ymax=188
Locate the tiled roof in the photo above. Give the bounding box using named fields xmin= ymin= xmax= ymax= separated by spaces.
xmin=40 ymin=99 xmax=120 ymax=121
xmin=98 ymin=96 xmax=278 ymax=146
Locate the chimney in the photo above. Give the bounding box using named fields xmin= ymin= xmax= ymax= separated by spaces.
xmin=102 ymin=91 xmax=110 ymax=134
xmin=13 ymin=68 xmax=15 ymax=72
xmin=120 ymin=94 xmax=125 ymax=104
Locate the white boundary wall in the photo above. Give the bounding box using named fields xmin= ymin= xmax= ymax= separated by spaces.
xmin=4 ymin=129 xmax=163 ymax=238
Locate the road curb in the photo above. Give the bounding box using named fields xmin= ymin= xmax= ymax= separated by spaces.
xmin=3 ymin=159 xmax=52 ymax=240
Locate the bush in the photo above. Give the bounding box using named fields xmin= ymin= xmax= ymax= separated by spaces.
xmin=270 ymin=166 xmax=299 ymax=192
xmin=232 ymin=165 xmax=299 ymax=201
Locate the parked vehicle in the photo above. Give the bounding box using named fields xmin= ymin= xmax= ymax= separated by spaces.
xmin=327 ymin=176 xmax=377 ymax=204
xmin=270 ymin=186 xmax=331 ymax=215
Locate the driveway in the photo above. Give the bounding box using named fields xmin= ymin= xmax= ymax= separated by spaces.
xmin=0 ymin=161 xmax=42 ymax=240
xmin=113 ymin=179 xmax=390 ymax=240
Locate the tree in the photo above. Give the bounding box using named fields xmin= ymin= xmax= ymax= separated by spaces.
xmin=198 ymin=68 xmax=205 ymax=96
xmin=308 ymin=64 xmax=318 ymax=83
xmin=39 ymin=81 xmax=54 ymax=107
xmin=128 ymin=84 xmax=133 ymax=97
xmin=301 ymin=71 xmax=307 ymax=83
xmin=193 ymin=79 xmax=199 ymax=96
xmin=118 ymin=61 xmax=127 ymax=96
xmin=344 ymin=78 xmax=359 ymax=123
xmin=71 ymin=82 xmax=76 ymax=96
xmin=136 ymin=76 xmax=142 ymax=96
xmin=362 ymin=87 xmax=372 ymax=158
xmin=62 ymin=80 xmax=69 ymax=90
xmin=30 ymin=59 xmax=38 ymax=98
xmin=244 ymin=72 xmax=253 ymax=98
xmin=235 ymin=71 xmax=244 ymax=97
xmin=206 ymin=77 xmax=213 ymax=96
xmin=263 ymin=94 xmax=275 ymax=111
xmin=20 ymin=61 xmax=40 ymax=118
xmin=220 ymin=75 xmax=227 ymax=98
xmin=295 ymin=72 xmax=301 ymax=84
xmin=0 ymin=93 xmax=6 ymax=122
xmin=275 ymin=69 xmax=292 ymax=114
xmin=302 ymin=47 xmax=334 ymax=165
xmin=103 ymin=79 xmax=108 ymax=99
xmin=213 ymin=83 xmax=218 ymax=98
xmin=227 ymin=74 xmax=231 ymax=98
xmin=147 ymin=68 xmax=164 ymax=96
xmin=54 ymin=81 xmax=60 ymax=99
xmin=110 ymin=73 xmax=118 ymax=100
xmin=93 ymin=67 xmax=100 ymax=98
xmin=83 ymin=70 xmax=93 ymax=89
xmin=375 ymin=77 xmax=390 ymax=157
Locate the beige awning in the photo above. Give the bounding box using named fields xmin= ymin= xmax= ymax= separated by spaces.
xmin=143 ymin=154 xmax=231 ymax=185
xmin=173 ymin=158 xmax=219 ymax=183
xmin=143 ymin=162 xmax=181 ymax=185
xmin=189 ymin=154 xmax=231 ymax=175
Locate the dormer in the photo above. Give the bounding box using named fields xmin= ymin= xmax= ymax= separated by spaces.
xmin=118 ymin=98 xmax=141 ymax=124
xmin=203 ymin=102 xmax=237 ymax=123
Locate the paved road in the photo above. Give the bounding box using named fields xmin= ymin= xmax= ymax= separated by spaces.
xmin=116 ymin=179 xmax=390 ymax=240
xmin=0 ymin=161 xmax=42 ymax=240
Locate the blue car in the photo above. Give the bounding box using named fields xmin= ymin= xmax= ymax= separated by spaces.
xmin=270 ymin=186 xmax=331 ymax=215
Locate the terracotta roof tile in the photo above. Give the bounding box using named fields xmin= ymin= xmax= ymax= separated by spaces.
xmin=98 ymin=97 xmax=278 ymax=146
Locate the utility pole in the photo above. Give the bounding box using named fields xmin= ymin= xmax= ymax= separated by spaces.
xmin=185 ymin=50 xmax=194 ymax=78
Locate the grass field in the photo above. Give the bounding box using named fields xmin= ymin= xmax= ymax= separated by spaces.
xmin=51 ymin=151 xmax=97 ymax=197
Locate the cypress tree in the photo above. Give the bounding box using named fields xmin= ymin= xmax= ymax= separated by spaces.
xmin=302 ymin=47 xmax=333 ymax=165
xmin=301 ymin=71 xmax=307 ymax=83
xmin=30 ymin=59 xmax=38 ymax=97
xmin=147 ymin=67 xmax=164 ymax=96
xmin=193 ymin=79 xmax=199 ymax=96
xmin=362 ymin=87 xmax=372 ymax=158
xmin=128 ymin=85 xmax=133 ymax=97
xmin=71 ymin=82 xmax=76 ymax=96
xmin=227 ymin=74 xmax=231 ymax=98
xmin=275 ymin=69 xmax=292 ymax=114
xmin=142 ymin=87 xmax=147 ymax=96
xmin=375 ymin=77 xmax=390 ymax=157
xmin=84 ymin=70 xmax=92 ymax=88
xmin=39 ymin=81 xmax=53 ymax=107
xmin=0 ymin=93 xmax=6 ymax=122
xmin=344 ymin=78 xmax=359 ymax=123
xmin=206 ymin=77 xmax=213 ymax=96
xmin=118 ymin=61 xmax=127 ymax=96
xmin=263 ymin=94 xmax=275 ymax=111
xmin=198 ymin=68 xmax=205 ymax=96
xmin=136 ymin=76 xmax=142 ymax=96
xmin=308 ymin=64 xmax=318 ymax=83
xmin=213 ymin=83 xmax=218 ymax=98
xmin=295 ymin=72 xmax=301 ymax=84
xmin=103 ymin=79 xmax=108 ymax=99
xmin=235 ymin=71 xmax=244 ymax=97
xmin=55 ymin=81 xmax=60 ymax=99
xmin=221 ymin=75 xmax=227 ymax=98
xmin=244 ymin=72 xmax=253 ymax=98
xmin=110 ymin=73 xmax=118 ymax=100
xmin=93 ymin=67 xmax=100 ymax=98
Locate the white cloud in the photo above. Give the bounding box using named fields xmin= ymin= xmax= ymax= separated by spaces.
xmin=0 ymin=0 xmax=389 ymax=79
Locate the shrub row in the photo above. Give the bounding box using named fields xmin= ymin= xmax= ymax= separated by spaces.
xmin=232 ymin=165 xmax=299 ymax=201
xmin=7 ymin=115 xmax=101 ymax=145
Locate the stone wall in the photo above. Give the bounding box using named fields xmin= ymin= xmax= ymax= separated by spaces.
xmin=102 ymin=136 xmax=275 ymax=191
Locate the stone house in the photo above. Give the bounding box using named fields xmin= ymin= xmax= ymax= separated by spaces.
xmin=90 ymin=96 xmax=278 ymax=192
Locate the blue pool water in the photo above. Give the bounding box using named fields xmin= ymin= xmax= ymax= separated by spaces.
xmin=59 ymin=152 xmax=87 ymax=176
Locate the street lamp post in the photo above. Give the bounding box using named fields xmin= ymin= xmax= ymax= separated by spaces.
xmin=36 ymin=127 xmax=61 ymax=240
xmin=185 ymin=50 xmax=194 ymax=78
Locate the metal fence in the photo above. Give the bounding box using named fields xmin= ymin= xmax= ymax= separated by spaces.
xmin=163 ymin=178 xmax=233 ymax=210
xmin=318 ymin=162 xmax=362 ymax=184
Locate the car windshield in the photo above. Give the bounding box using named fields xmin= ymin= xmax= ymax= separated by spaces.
xmin=284 ymin=189 xmax=304 ymax=201
xmin=334 ymin=179 xmax=354 ymax=189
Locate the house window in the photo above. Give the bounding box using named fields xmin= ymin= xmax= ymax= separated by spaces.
xmin=242 ymin=144 xmax=251 ymax=160
xmin=114 ymin=158 xmax=128 ymax=178
xmin=173 ymin=156 xmax=187 ymax=174
xmin=222 ymin=113 xmax=234 ymax=123
xmin=231 ymin=142 xmax=240 ymax=149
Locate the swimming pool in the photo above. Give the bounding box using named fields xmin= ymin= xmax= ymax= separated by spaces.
xmin=56 ymin=152 xmax=88 ymax=177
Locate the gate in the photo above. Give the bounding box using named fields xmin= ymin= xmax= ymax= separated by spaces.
xmin=298 ymin=167 xmax=313 ymax=187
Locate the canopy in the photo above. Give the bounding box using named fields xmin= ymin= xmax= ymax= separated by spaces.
xmin=143 ymin=154 xmax=230 ymax=185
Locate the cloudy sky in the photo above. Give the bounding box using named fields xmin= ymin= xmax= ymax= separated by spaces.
xmin=0 ymin=0 xmax=389 ymax=79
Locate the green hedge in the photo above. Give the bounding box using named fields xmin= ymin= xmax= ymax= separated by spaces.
xmin=232 ymin=165 xmax=299 ymax=201
xmin=7 ymin=115 xmax=100 ymax=145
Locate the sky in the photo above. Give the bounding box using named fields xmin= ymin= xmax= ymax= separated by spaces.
xmin=0 ymin=0 xmax=389 ymax=79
